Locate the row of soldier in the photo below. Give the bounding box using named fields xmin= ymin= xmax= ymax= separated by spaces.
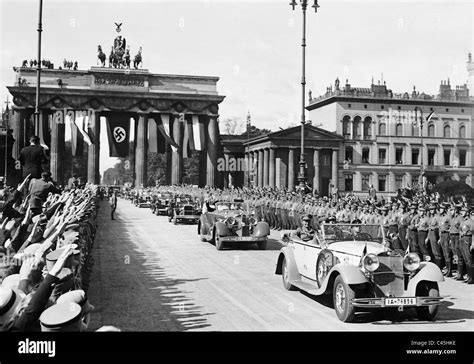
xmin=0 ymin=176 xmax=120 ymax=331
xmin=127 ymin=184 xmax=474 ymax=285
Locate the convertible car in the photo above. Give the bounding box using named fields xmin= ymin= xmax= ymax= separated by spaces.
xmin=275 ymin=223 xmax=445 ymax=322
xmin=169 ymin=196 xmax=201 ymax=224
xmin=198 ymin=200 xmax=270 ymax=250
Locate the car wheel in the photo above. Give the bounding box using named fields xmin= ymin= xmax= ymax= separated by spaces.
xmin=282 ymin=257 xmax=297 ymax=291
xmin=316 ymin=250 xmax=334 ymax=287
xmin=215 ymin=232 xmax=224 ymax=250
xmin=333 ymin=275 xmax=356 ymax=322
xmin=257 ymin=239 xmax=267 ymax=250
xmin=415 ymin=282 xmax=439 ymax=321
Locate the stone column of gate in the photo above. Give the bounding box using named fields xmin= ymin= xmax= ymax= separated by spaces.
xmin=87 ymin=112 xmax=101 ymax=184
xmin=332 ymin=149 xmax=338 ymax=191
xmin=263 ymin=148 xmax=269 ymax=186
xmin=50 ymin=111 xmax=65 ymax=186
xmin=206 ymin=116 xmax=218 ymax=187
xmin=313 ymin=148 xmax=320 ymax=194
xmin=11 ymin=109 xmax=25 ymax=162
xmin=257 ymin=149 xmax=264 ymax=187
xmin=135 ymin=114 xmax=148 ymax=187
xmin=171 ymin=115 xmax=182 ymax=185
xmin=288 ymin=147 xmax=295 ymax=190
xmin=269 ymin=147 xmax=275 ymax=188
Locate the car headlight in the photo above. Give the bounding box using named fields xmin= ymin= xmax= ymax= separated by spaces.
xmin=403 ymin=252 xmax=421 ymax=271
xmin=363 ymin=254 xmax=380 ymax=272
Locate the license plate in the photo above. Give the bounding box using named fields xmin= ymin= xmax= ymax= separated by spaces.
xmin=229 ymin=237 xmax=256 ymax=241
xmin=384 ymin=297 xmax=416 ymax=306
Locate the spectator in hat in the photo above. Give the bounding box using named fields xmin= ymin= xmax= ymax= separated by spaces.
xmin=110 ymin=191 xmax=118 ymax=220
xmin=449 ymin=204 xmax=465 ymax=280
xmin=28 ymin=172 xmax=61 ymax=216
xmin=18 ymin=136 xmax=47 ymax=180
xmin=291 ymin=214 xmax=315 ymax=242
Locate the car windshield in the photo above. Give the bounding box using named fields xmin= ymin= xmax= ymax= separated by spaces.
xmin=322 ymin=224 xmax=383 ymax=243
xmin=215 ymin=202 xmax=245 ymax=211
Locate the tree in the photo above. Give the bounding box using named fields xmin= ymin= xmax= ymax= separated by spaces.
xmin=431 ymin=180 xmax=474 ymax=203
xmin=222 ymin=118 xmax=244 ymax=135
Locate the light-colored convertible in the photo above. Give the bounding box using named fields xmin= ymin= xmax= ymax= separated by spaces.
xmin=275 ymin=223 xmax=445 ymax=322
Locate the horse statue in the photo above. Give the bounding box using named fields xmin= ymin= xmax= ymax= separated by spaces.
xmin=133 ymin=47 xmax=142 ymax=69
xmin=109 ymin=46 xmax=116 ymax=68
xmin=97 ymin=45 xmax=106 ymax=67
xmin=124 ymin=48 xmax=131 ymax=69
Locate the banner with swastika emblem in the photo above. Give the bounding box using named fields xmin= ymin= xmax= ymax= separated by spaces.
xmin=106 ymin=114 xmax=130 ymax=157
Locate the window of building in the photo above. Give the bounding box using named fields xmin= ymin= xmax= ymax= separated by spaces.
xmin=412 ymin=124 xmax=419 ymax=137
xmin=461 ymin=109 xmax=464 ymax=113
xmin=395 ymin=175 xmax=404 ymax=190
xmin=428 ymin=124 xmax=435 ymax=137
xmin=459 ymin=125 xmax=466 ymax=138
xmin=348 ymin=104 xmax=351 ymax=108
xmin=362 ymin=148 xmax=370 ymax=164
xmin=378 ymin=175 xmax=386 ymax=192
xmin=444 ymin=149 xmax=451 ymax=166
xmin=395 ymin=123 xmax=403 ymax=136
xmin=443 ymin=125 xmax=450 ymax=138
xmin=460 ymin=149 xmax=466 ymax=166
xmin=428 ymin=149 xmax=436 ymax=165
xmin=379 ymin=148 xmax=386 ymax=164
xmin=321 ymin=155 xmax=330 ymax=166
xmin=445 ymin=108 xmax=449 ymax=112
xmin=364 ymin=105 xmax=367 ymax=109
xmin=342 ymin=116 xmax=351 ymax=138
xmin=412 ymin=148 xmax=419 ymax=165
xmin=379 ymin=123 xmax=386 ymax=136
xmin=363 ymin=117 xmax=372 ymax=139
xmin=362 ymin=174 xmax=370 ymax=191
xmin=344 ymin=174 xmax=353 ymax=191
xmin=381 ymin=105 xmax=384 ymax=110
xmin=396 ymin=148 xmax=403 ymax=164
xmin=397 ymin=106 xmax=401 ymax=110
xmin=353 ymin=116 xmax=361 ymax=139
xmin=345 ymin=146 xmax=353 ymax=163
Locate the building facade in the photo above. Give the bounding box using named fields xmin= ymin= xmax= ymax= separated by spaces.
xmin=307 ymin=77 xmax=473 ymax=197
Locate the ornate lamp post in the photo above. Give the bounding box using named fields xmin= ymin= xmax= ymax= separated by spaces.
xmin=290 ymin=0 xmax=320 ymax=192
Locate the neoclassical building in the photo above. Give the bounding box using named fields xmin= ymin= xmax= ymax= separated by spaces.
xmin=307 ymin=77 xmax=473 ymax=196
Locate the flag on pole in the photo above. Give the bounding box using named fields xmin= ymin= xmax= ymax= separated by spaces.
xmin=426 ymin=110 xmax=435 ymax=123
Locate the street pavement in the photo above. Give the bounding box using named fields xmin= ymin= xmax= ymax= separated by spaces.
xmin=87 ymin=198 xmax=474 ymax=331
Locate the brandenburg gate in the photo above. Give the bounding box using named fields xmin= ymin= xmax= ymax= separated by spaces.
xmin=7 ymin=66 xmax=225 ymax=187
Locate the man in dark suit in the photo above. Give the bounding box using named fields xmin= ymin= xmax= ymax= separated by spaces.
xmin=19 ymin=136 xmax=46 ymax=179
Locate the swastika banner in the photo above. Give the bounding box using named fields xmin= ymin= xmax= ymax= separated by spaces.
xmin=106 ymin=114 xmax=130 ymax=157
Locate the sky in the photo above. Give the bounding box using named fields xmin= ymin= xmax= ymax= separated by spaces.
xmin=0 ymin=0 xmax=472 ymax=174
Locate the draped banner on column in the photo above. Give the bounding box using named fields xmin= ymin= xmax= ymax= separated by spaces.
xmin=106 ymin=114 xmax=130 ymax=157
xmin=74 ymin=113 xmax=93 ymax=146
xmin=182 ymin=116 xmax=190 ymax=158
xmin=192 ymin=115 xmax=202 ymax=151
xmin=148 ymin=118 xmax=158 ymax=153
xmin=38 ymin=114 xmax=49 ymax=150
xmin=149 ymin=118 xmax=166 ymax=154
xmin=65 ymin=113 xmax=78 ymax=157
xmin=157 ymin=114 xmax=178 ymax=152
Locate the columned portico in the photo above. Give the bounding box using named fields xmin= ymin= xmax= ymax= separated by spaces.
xmin=206 ymin=116 xmax=218 ymax=187
xmin=263 ymin=148 xmax=269 ymax=186
xmin=172 ymin=115 xmax=182 ymax=185
xmin=288 ymin=147 xmax=295 ymax=190
xmin=313 ymin=148 xmax=320 ymax=193
xmin=269 ymin=147 xmax=275 ymax=188
xmin=50 ymin=112 xmax=65 ymax=186
xmin=332 ymin=149 xmax=338 ymax=190
xmin=258 ymin=149 xmax=264 ymax=187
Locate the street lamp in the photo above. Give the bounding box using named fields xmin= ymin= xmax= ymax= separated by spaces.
xmin=34 ymin=0 xmax=44 ymax=134
xmin=290 ymin=0 xmax=320 ymax=192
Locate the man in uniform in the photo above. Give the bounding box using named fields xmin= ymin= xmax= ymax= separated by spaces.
xmin=427 ymin=203 xmax=443 ymax=269
xmin=417 ymin=205 xmax=433 ymax=261
xmin=407 ymin=203 xmax=421 ymax=257
xmin=459 ymin=206 xmax=473 ymax=284
xmin=438 ymin=203 xmax=453 ymax=277
xmin=449 ymin=204 xmax=465 ymax=280
xmin=291 ymin=214 xmax=315 ymax=242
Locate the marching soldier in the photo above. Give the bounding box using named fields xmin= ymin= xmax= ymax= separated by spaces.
xmin=398 ymin=203 xmax=410 ymax=251
xmin=416 ymin=205 xmax=433 ymax=260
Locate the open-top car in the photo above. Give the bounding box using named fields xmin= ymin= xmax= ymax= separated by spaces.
xmin=275 ymin=223 xmax=445 ymax=322
xmin=168 ymin=195 xmax=201 ymax=224
xmin=152 ymin=193 xmax=173 ymax=215
xmin=198 ymin=200 xmax=270 ymax=250
xmin=136 ymin=192 xmax=152 ymax=208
